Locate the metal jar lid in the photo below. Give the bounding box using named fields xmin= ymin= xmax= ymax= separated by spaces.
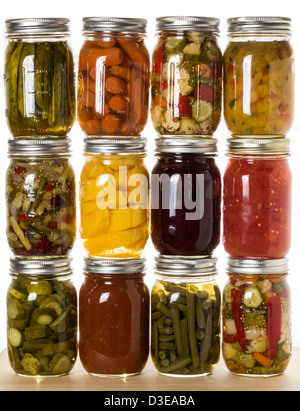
xmin=8 ymin=139 xmax=72 ymax=157
xmin=155 ymin=256 xmax=218 ymax=277
xmin=6 ymin=18 xmax=70 ymax=37
xmin=155 ymin=138 xmax=217 ymax=154
xmin=227 ymin=16 xmax=292 ymax=35
xmin=156 ymin=16 xmax=220 ymax=34
xmin=10 ymin=258 xmax=73 ymax=277
xmin=227 ymin=258 xmax=289 ymax=275
xmin=82 ymin=17 xmax=147 ymax=34
xmin=84 ymin=138 xmax=147 ymax=154
xmin=227 ymin=137 xmax=290 ymax=154
xmin=83 ymin=258 xmax=146 ymax=275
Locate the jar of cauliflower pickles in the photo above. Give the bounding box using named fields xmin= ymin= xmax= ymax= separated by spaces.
xmin=223 ymin=258 xmax=292 ymax=377
xmin=151 ymin=16 xmax=222 ymax=136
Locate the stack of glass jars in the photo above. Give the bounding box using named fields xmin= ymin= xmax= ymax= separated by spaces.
xmin=222 ymin=17 xmax=294 ymax=376
xmin=4 ymin=18 xmax=78 ymax=378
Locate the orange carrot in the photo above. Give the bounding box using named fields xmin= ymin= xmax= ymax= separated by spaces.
xmin=154 ymin=94 xmax=167 ymax=109
xmin=106 ymin=76 xmax=127 ymax=95
xmin=93 ymin=37 xmax=117 ymax=48
xmin=94 ymin=102 xmax=110 ymax=118
xmin=131 ymin=78 xmax=145 ymax=122
xmin=83 ymin=119 xmax=103 ymax=135
xmin=117 ymin=38 xmax=149 ymax=71
xmin=79 ymin=47 xmax=124 ymax=71
xmin=81 ymin=91 xmax=96 ymax=109
xmin=101 ymin=114 xmax=121 ymax=134
xmin=253 ymin=352 xmax=273 ymax=368
xmin=227 ymin=362 xmax=247 ymax=374
xmin=110 ymin=65 xmax=130 ymax=81
xmin=108 ymin=95 xmax=129 ymax=114
xmin=89 ymin=66 xmax=110 ymax=82
xmin=195 ymin=63 xmax=211 ymax=78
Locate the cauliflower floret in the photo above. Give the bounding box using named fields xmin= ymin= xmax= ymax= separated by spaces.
xmin=151 ymin=105 xmax=164 ymax=129
xmin=177 ymin=68 xmax=193 ymax=96
xmin=224 ymin=319 xmax=237 ymax=336
xmin=257 ymin=279 xmax=272 ymax=294
xmin=183 ymin=42 xmax=201 ymax=55
xmin=223 ymin=342 xmax=239 ymax=361
xmin=187 ymin=31 xmax=205 ymax=44
xmin=245 ymin=328 xmax=266 ymax=341
xmin=162 ymin=110 xmax=181 ymax=132
xmin=248 ymin=336 xmax=269 ymax=353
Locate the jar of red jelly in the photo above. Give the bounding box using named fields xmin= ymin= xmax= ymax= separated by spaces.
xmin=79 ymin=258 xmax=149 ymax=377
xmin=151 ymin=138 xmax=221 ymax=256
xmin=223 ymin=138 xmax=291 ymax=259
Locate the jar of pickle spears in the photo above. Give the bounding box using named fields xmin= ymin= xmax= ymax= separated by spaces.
xmin=78 ymin=17 xmax=150 ymax=136
xmin=224 ymin=17 xmax=294 ymax=136
xmin=7 ymin=258 xmax=78 ymax=378
xmin=151 ymin=256 xmax=221 ymax=377
xmin=80 ymin=138 xmax=149 ymax=258
xmin=5 ymin=18 xmax=76 ymax=138
xmin=223 ymin=258 xmax=292 ymax=377
xmin=6 ymin=139 xmax=76 ymax=258
xmin=151 ymin=16 xmax=222 ymax=136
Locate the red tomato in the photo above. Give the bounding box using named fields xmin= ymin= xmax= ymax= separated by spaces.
xmin=178 ymin=95 xmax=192 ymax=117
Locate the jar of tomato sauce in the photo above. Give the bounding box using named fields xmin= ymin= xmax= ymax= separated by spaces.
xmin=79 ymin=258 xmax=150 ymax=377
xmin=223 ymin=258 xmax=292 ymax=377
xmin=78 ymin=17 xmax=150 ymax=136
xmin=224 ymin=17 xmax=294 ymax=136
xmin=223 ymin=138 xmax=291 ymax=259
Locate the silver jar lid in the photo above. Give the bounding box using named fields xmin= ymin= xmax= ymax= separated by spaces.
xmin=227 ymin=258 xmax=289 ymax=275
xmin=156 ymin=16 xmax=220 ymax=34
xmin=227 ymin=16 xmax=292 ymax=35
xmin=83 ymin=258 xmax=146 ymax=275
xmin=8 ymin=139 xmax=72 ymax=157
xmin=82 ymin=17 xmax=147 ymax=34
xmin=84 ymin=138 xmax=147 ymax=154
xmin=155 ymin=138 xmax=217 ymax=154
xmin=6 ymin=18 xmax=70 ymax=36
xmin=155 ymin=256 xmax=218 ymax=277
xmin=227 ymin=137 xmax=290 ymax=154
xmin=10 ymin=258 xmax=73 ymax=277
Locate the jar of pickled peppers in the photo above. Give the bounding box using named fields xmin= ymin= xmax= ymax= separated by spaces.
xmin=80 ymin=138 xmax=149 ymax=258
xmin=224 ymin=17 xmax=294 ymax=136
xmin=5 ymin=18 xmax=76 ymax=138
xmin=7 ymin=258 xmax=77 ymax=378
xmin=151 ymin=16 xmax=222 ymax=136
xmin=6 ymin=139 xmax=76 ymax=258
xmin=223 ymin=258 xmax=292 ymax=377
xmin=151 ymin=256 xmax=221 ymax=377
xmin=78 ymin=17 xmax=150 ymax=136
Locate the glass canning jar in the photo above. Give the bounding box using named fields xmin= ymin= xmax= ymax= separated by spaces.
xmin=5 ymin=18 xmax=76 ymax=138
xmin=151 ymin=256 xmax=221 ymax=377
xmin=7 ymin=258 xmax=77 ymax=378
xmin=6 ymin=139 xmax=76 ymax=258
xmin=224 ymin=17 xmax=294 ymax=136
xmin=79 ymin=258 xmax=149 ymax=377
xmin=223 ymin=138 xmax=291 ymax=259
xmin=223 ymin=258 xmax=292 ymax=377
xmin=151 ymin=138 xmax=221 ymax=257
xmin=151 ymin=16 xmax=222 ymax=136
xmin=80 ymin=138 xmax=149 ymax=258
xmin=78 ymin=17 xmax=150 ymax=136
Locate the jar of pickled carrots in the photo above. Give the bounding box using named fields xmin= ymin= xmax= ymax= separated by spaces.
xmin=5 ymin=18 xmax=76 ymax=138
xmin=151 ymin=256 xmax=221 ymax=377
xmin=223 ymin=258 xmax=292 ymax=377
xmin=78 ymin=17 xmax=150 ymax=136
xmin=224 ymin=17 xmax=294 ymax=136
xmin=151 ymin=16 xmax=222 ymax=136
xmin=7 ymin=258 xmax=77 ymax=378
xmin=80 ymin=138 xmax=149 ymax=258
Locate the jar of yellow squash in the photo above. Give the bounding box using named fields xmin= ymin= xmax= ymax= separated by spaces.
xmin=80 ymin=138 xmax=149 ymax=258
xmin=224 ymin=17 xmax=294 ymax=136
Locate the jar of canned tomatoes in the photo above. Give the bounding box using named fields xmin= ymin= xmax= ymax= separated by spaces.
xmin=78 ymin=17 xmax=150 ymax=136
xmin=224 ymin=17 xmax=294 ymax=136
xmin=5 ymin=18 xmax=76 ymax=138
xmin=151 ymin=256 xmax=221 ymax=377
xmin=151 ymin=16 xmax=222 ymax=136
xmin=223 ymin=258 xmax=292 ymax=377
xmin=6 ymin=139 xmax=76 ymax=258
xmin=151 ymin=138 xmax=221 ymax=256
xmin=79 ymin=258 xmax=149 ymax=377
xmin=223 ymin=138 xmax=291 ymax=259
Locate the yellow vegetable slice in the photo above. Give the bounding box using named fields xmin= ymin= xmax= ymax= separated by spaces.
xmin=109 ymin=208 xmax=147 ymax=232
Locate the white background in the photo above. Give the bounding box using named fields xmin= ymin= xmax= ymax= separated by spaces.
xmin=0 ymin=0 xmax=299 ymax=355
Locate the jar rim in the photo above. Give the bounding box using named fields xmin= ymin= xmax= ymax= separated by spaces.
xmin=82 ymin=17 xmax=147 ymax=34
xmin=10 ymin=257 xmax=73 ymax=277
xmin=83 ymin=257 xmax=146 ymax=275
xmin=6 ymin=18 xmax=70 ymax=36
xmin=155 ymin=256 xmax=218 ymax=277
xmin=227 ymin=16 xmax=292 ymax=35
xmin=83 ymin=138 xmax=147 ymax=154
xmin=227 ymin=257 xmax=289 ymax=275
xmin=155 ymin=138 xmax=217 ymax=154
xmin=156 ymin=16 xmax=220 ymax=34
xmin=227 ymin=137 xmax=290 ymax=154
xmin=8 ymin=139 xmax=72 ymax=157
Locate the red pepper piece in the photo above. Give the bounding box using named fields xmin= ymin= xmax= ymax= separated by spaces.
xmin=178 ymin=95 xmax=192 ymax=117
xmin=154 ymin=43 xmax=164 ymax=75
xmin=154 ymin=80 xmax=169 ymax=91
xmin=15 ymin=166 xmax=26 ymax=175
xmin=193 ymin=84 xmax=214 ymax=103
xmin=38 ymin=236 xmax=52 ymax=252
xmin=231 ymin=289 xmax=247 ymax=352
xmin=45 ymin=184 xmax=55 ymax=192
xmin=224 ymin=334 xmax=239 ymax=344
xmin=49 ymin=220 xmax=58 ymax=229
xmin=63 ymin=215 xmax=71 ymax=224
xmin=267 ymin=295 xmax=282 ymax=360
xmin=18 ymin=214 xmax=31 ymax=222
xmin=51 ymin=196 xmax=63 ymax=207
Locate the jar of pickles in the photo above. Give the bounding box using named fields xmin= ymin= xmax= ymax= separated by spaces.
xmin=151 ymin=138 xmax=221 ymax=256
xmin=151 ymin=256 xmax=221 ymax=377
xmin=79 ymin=258 xmax=149 ymax=377
xmin=151 ymin=16 xmax=222 ymax=136
xmin=78 ymin=17 xmax=150 ymax=136
xmin=80 ymin=138 xmax=149 ymax=258
xmin=7 ymin=258 xmax=77 ymax=378
xmin=223 ymin=258 xmax=292 ymax=377
xmin=6 ymin=139 xmax=76 ymax=258
xmin=224 ymin=17 xmax=294 ymax=136
xmin=223 ymin=138 xmax=291 ymax=259
xmin=5 ymin=18 xmax=76 ymax=138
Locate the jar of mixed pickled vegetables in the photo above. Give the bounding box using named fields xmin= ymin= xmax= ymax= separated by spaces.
xmin=80 ymin=138 xmax=149 ymax=258
xmin=151 ymin=16 xmax=222 ymax=136
xmin=223 ymin=258 xmax=292 ymax=377
xmin=224 ymin=17 xmax=294 ymax=136
xmin=78 ymin=17 xmax=150 ymax=136
xmin=151 ymin=138 xmax=221 ymax=256
xmin=223 ymin=138 xmax=291 ymax=259
xmin=5 ymin=18 xmax=76 ymax=138
xmin=79 ymin=258 xmax=149 ymax=377
xmin=151 ymin=256 xmax=221 ymax=377
xmin=6 ymin=139 xmax=76 ymax=258
xmin=7 ymin=258 xmax=77 ymax=378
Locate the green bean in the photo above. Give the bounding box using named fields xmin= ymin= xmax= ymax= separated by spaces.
xmin=159 ymin=342 xmax=176 ymax=351
xmin=196 ymin=328 xmax=205 ymax=340
xmin=187 ymin=291 xmax=199 ymax=368
xmin=164 ymin=318 xmax=172 ymax=327
xmin=159 ymin=335 xmax=175 ymax=342
xmin=157 ymin=316 xmax=165 ymax=329
xmin=158 ymin=350 xmax=167 ymax=360
xmin=180 ymin=317 xmax=190 ymax=357
xmin=152 ymin=311 xmax=161 ymax=321
xmin=170 ymin=303 xmax=184 ymax=358
xmin=156 ymin=302 xmax=172 ymax=318
xmin=202 ymin=298 xmax=213 ymax=312
xmin=200 ymin=313 xmax=212 ymax=363
xmin=196 ymin=296 xmax=206 ymax=329
xmin=158 ymin=327 xmax=173 ymax=335
xmin=164 ymin=284 xmax=187 ymax=297
xmin=176 ymin=303 xmax=187 ymax=312
xmin=159 ymin=357 xmax=192 ymax=374
xmin=197 ymin=289 xmax=209 ymax=301
xmin=31 ymin=176 xmax=47 ymax=211
xmin=153 ymin=321 xmax=159 ymax=364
